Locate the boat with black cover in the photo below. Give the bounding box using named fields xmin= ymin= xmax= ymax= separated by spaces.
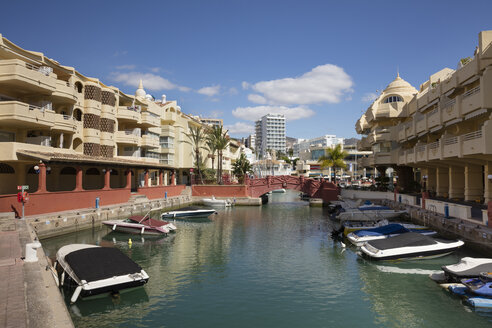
xmin=55 ymin=244 xmax=149 ymax=303
xmin=359 ymin=232 xmax=464 ymax=261
xmin=429 ymin=257 xmax=492 ymax=283
xmin=103 ymin=214 xmax=176 ymax=235
xmin=161 ymin=206 xmax=216 ymax=219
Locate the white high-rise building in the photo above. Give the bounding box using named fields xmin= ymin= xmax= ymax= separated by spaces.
xmin=255 ymin=114 xmax=286 ymax=158
xmin=294 ymin=135 xmax=344 ymax=160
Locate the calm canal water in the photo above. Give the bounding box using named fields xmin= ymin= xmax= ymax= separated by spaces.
xmin=41 ymin=190 xmax=492 ymax=328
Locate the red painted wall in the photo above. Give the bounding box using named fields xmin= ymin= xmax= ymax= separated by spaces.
xmin=137 ymin=185 xmax=185 ymax=199
xmin=192 ymin=185 xmax=249 ymax=197
xmin=0 ymin=188 xmax=131 ymax=216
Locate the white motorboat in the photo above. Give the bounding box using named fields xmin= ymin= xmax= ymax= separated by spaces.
xmin=337 ymin=208 xmax=407 ymax=222
xmin=103 ymin=215 xmax=175 ymax=235
xmin=202 ymin=196 xmax=232 ymax=207
xmin=272 ymin=189 xmax=286 ymax=193
xmin=359 ymin=232 xmax=464 ymax=261
xmin=347 ymin=223 xmax=436 ymax=247
xmin=429 ymin=257 xmax=492 ymax=283
xmin=55 ymin=244 xmax=149 ymax=303
xmin=161 ymin=206 xmax=217 ymax=219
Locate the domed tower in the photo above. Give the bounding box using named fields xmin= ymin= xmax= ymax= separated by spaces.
xmin=135 ymin=79 xmax=146 ymax=99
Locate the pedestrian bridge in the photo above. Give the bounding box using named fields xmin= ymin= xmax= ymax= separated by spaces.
xmin=245 ymin=175 xmax=339 ymax=202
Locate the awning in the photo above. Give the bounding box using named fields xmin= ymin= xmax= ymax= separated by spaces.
xmin=16 ymin=150 xmax=172 ymax=169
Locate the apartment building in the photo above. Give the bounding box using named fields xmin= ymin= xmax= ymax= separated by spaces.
xmin=255 ymin=113 xmax=286 ymax=158
xmin=0 ymin=34 xmax=238 ymax=198
xmin=295 ymin=135 xmax=344 ymax=161
xmin=356 ymin=30 xmax=492 ymax=203
xmin=199 ymin=117 xmax=223 ymax=128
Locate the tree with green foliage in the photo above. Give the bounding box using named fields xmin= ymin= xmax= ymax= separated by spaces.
xmin=318 ymin=144 xmax=348 ymax=183
xmin=232 ymin=153 xmax=253 ymax=183
xmin=207 ymin=125 xmax=230 ymax=184
xmin=183 ymin=125 xmax=208 ymax=183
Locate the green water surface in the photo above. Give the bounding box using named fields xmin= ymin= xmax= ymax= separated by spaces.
xmin=41 ymin=191 xmax=492 ymax=328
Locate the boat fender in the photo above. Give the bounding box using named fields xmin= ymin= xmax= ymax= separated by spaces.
xmin=141 ymin=227 xmax=145 ymax=235
xmin=71 ymin=286 xmax=82 ymax=303
xmin=47 ymin=264 xmax=59 ymax=287
xmin=112 ymin=224 xmax=117 ymax=231
xmin=61 ymin=271 xmax=65 ymax=286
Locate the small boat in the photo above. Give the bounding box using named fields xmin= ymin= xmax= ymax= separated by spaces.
xmin=202 ymin=196 xmax=232 ymax=207
xmin=461 ymin=273 xmax=492 ymax=298
xmin=359 ymin=232 xmax=464 ymax=261
xmin=103 ymin=215 xmax=176 ymax=235
xmin=347 ymin=223 xmax=437 ymax=247
xmin=55 ymin=244 xmax=149 ymax=303
xmin=429 ymin=257 xmax=492 ymax=283
xmin=161 ymin=206 xmax=216 ymax=219
xmin=272 ymin=189 xmax=286 ymax=193
xmin=336 ymin=208 xmax=407 ymax=222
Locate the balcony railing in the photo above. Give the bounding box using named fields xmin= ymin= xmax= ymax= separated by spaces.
xmin=463 ymin=86 xmax=480 ymax=99
xmin=443 ymin=136 xmax=458 ymax=146
xmin=442 ymin=98 xmax=456 ymax=109
xmin=462 ymin=129 xmax=482 ymax=141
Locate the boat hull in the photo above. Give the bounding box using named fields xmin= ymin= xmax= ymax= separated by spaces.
xmin=360 ymin=242 xmax=463 ymax=261
xmin=161 ymin=210 xmax=216 ymax=219
xmin=102 ymin=221 xmax=168 ymax=235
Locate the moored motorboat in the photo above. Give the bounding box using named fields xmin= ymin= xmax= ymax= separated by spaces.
xmin=272 ymin=189 xmax=286 ymax=193
xmin=161 ymin=206 xmax=217 ymax=219
xmin=102 ymin=215 xmax=175 ymax=235
xmin=461 ymin=273 xmax=492 ymax=298
xmin=347 ymin=223 xmax=437 ymax=247
xmin=429 ymin=257 xmax=492 ymax=283
xmin=359 ymin=232 xmax=464 ymax=261
xmin=336 ymin=208 xmax=407 ymax=222
xmin=55 ymin=244 xmax=149 ymax=303
xmin=202 ymin=196 xmax=232 ymax=207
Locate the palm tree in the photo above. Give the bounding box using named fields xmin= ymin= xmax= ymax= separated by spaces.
xmin=183 ymin=125 xmax=208 ymax=183
xmin=206 ymin=138 xmax=217 ymax=171
xmin=232 ymin=153 xmax=253 ymax=183
xmin=318 ymin=144 xmax=348 ymax=183
xmin=207 ymin=125 xmax=229 ymax=184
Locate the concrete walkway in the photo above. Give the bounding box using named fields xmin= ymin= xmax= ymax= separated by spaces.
xmin=0 ymin=214 xmax=74 ymax=328
xmin=0 ymin=231 xmax=26 ymax=328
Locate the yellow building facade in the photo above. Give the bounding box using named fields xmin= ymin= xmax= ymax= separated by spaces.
xmin=356 ymin=30 xmax=492 ymax=203
xmin=0 ymin=34 xmax=238 ymax=195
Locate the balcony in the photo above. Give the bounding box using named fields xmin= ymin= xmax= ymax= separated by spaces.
xmin=405 ymin=149 xmax=415 ymax=163
xmin=405 ymin=121 xmax=415 ymax=140
xmin=360 ymin=156 xmax=371 ymax=167
xmin=442 ymin=136 xmax=460 ymax=158
xmin=456 ymin=57 xmax=479 ymax=84
xmin=427 ymin=108 xmax=440 ymax=129
xmin=440 ymin=98 xmax=460 ymax=124
xmin=415 ymin=144 xmax=427 ymax=162
xmin=398 ymin=150 xmax=406 ymax=165
xmin=53 ymin=113 xmax=76 ymax=132
xmin=415 ymin=114 xmax=426 ymax=135
xmin=140 ymin=111 xmax=160 ymax=127
xmin=460 ymin=86 xmax=481 ymax=116
xmin=162 ymin=112 xmax=177 ymax=123
xmin=115 ymin=130 xmax=141 ymax=145
xmin=141 ymin=135 xmax=159 ymax=148
xmin=397 ymin=124 xmax=407 ymax=142
xmin=0 ymin=101 xmax=55 ymax=128
xmin=52 ymin=80 xmax=77 ymax=103
xmin=0 ymin=59 xmax=56 ymax=93
xmin=374 ymin=152 xmax=393 ymax=165
xmin=161 ymin=126 xmax=175 ymax=137
xmin=427 ymin=141 xmax=441 ymax=160
xmin=160 ymin=147 xmax=175 ymax=154
xmin=441 ymin=74 xmax=458 ymax=94
xmin=117 ymin=106 xmax=140 ymax=122
xmin=372 ymin=102 xmax=405 ymax=120
xmin=357 ymin=137 xmax=371 ymax=151
xmin=367 ymin=129 xmax=391 ymax=144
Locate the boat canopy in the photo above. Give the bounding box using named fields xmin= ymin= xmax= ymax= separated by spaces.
xmin=64 ymin=247 xmax=142 ymax=283
xmin=354 ymin=224 xmax=409 ymax=237
xmin=367 ymin=232 xmax=437 ymax=250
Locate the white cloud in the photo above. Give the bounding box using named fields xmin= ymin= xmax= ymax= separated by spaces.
xmin=113 ymin=50 xmax=128 ymax=57
xmin=109 ymin=71 xmax=190 ymax=92
xmin=232 ymin=105 xmax=315 ymax=122
xmin=208 ymin=110 xmax=223 ymax=118
xmin=150 ymin=67 xmax=161 ymax=73
xmin=241 ymin=81 xmax=250 ymax=90
xmin=198 ymin=85 xmax=221 ymax=97
xmin=115 ymin=64 xmax=136 ymax=70
xmin=248 ymin=64 xmax=353 ymax=106
xmin=247 ymin=94 xmax=267 ymax=104
xmin=362 ymin=92 xmax=378 ymax=102
xmin=224 ymin=122 xmax=254 ymax=135
xmin=228 ymin=87 xmax=238 ymax=95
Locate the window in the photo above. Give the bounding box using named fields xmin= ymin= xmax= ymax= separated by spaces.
xmin=383 ymin=96 xmax=403 ymax=103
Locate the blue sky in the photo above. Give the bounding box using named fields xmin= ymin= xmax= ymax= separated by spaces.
xmin=1 ymin=1 xmax=491 ymax=139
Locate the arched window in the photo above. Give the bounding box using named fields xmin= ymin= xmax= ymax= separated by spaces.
xmin=383 ymin=96 xmax=403 ymax=103
xmin=0 ymin=163 xmax=15 ymax=173
xmin=74 ymin=82 xmax=83 ymax=93
xmin=73 ymin=108 xmax=82 ymax=121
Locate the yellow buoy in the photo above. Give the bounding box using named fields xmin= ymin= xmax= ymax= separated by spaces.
xmin=128 ymin=238 xmax=132 ymax=248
